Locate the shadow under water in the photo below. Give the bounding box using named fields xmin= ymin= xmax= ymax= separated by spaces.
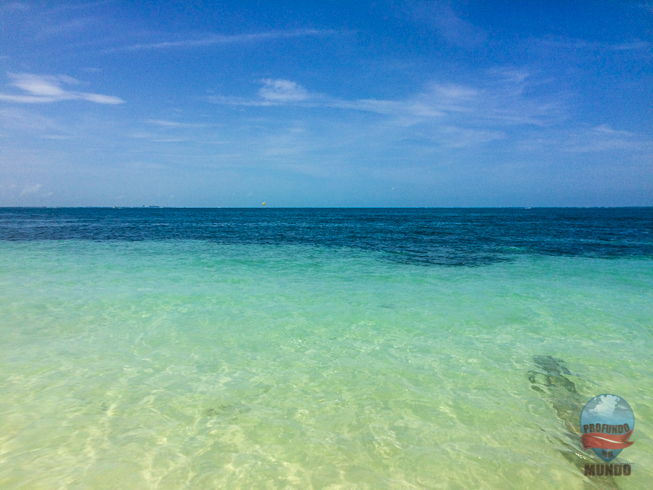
xmin=528 ymin=356 xmax=620 ymax=489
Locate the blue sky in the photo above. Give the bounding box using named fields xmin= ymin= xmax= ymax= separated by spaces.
xmin=1 ymin=1 xmax=651 ymax=207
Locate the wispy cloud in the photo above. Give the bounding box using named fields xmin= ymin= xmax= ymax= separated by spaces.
xmin=209 ymin=73 xmax=563 ymax=128
xmin=537 ymin=36 xmax=651 ymax=52
xmin=205 ymin=72 xmax=564 ymax=154
xmin=115 ymin=29 xmax=336 ymax=52
xmin=611 ymin=41 xmax=651 ymax=51
xmin=207 ymin=79 xmax=313 ymax=107
xmin=564 ymin=125 xmax=653 ymax=153
xmin=258 ymin=79 xmax=310 ymax=102
xmin=520 ymin=124 xmax=653 ymax=154
xmin=134 ymin=119 xmax=209 ymax=143
xmin=206 ymin=95 xmax=276 ymax=107
xmin=130 ymin=132 xmax=190 ymax=143
xmin=37 ymin=17 xmax=97 ymax=39
xmin=412 ymin=1 xmax=485 ymax=47
xmin=0 ymin=1 xmax=108 ymax=44
xmin=434 ymin=126 xmax=505 ymax=148
xmin=0 ymin=73 xmax=124 ymax=104
xmin=20 ymin=183 xmax=41 ymax=196
xmin=146 ymin=119 xmax=205 ymax=128
xmin=0 ymin=107 xmax=67 ymax=134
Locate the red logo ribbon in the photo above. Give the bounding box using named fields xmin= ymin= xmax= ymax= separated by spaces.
xmin=581 ymin=429 xmax=634 ymax=450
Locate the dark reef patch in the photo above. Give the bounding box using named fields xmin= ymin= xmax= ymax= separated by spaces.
xmin=528 ymin=356 xmax=620 ymax=488
xmin=2 ymin=208 xmax=652 ymax=267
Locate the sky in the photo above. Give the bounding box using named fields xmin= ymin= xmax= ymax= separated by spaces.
xmin=0 ymin=1 xmax=651 ymax=207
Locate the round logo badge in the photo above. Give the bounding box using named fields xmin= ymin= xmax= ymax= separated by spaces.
xmin=580 ymin=394 xmax=634 ymax=463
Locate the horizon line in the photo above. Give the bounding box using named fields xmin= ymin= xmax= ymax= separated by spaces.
xmin=2 ymin=206 xmax=652 ymax=210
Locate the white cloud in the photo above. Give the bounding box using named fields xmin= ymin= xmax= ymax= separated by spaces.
xmin=211 ymin=72 xmax=560 ymax=129
xmin=258 ymin=79 xmax=310 ymax=102
xmin=210 ymin=78 xmax=457 ymax=117
xmin=0 ymin=73 xmax=124 ymax=104
xmin=205 ymin=71 xmax=563 ymax=156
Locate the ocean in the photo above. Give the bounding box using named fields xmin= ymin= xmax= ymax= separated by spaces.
xmin=0 ymin=208 xmax=651 ymax=489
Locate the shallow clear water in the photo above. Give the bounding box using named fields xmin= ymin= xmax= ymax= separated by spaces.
xmin=0 ymin=210 xmax=652 ymax=488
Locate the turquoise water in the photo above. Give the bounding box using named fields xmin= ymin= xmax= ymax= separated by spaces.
xmin=1 ymin=240 xmax=651 ymax=488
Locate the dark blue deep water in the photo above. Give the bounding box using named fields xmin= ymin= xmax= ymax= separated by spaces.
xmin=1 ymin=207 xmax=651 ymax=266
